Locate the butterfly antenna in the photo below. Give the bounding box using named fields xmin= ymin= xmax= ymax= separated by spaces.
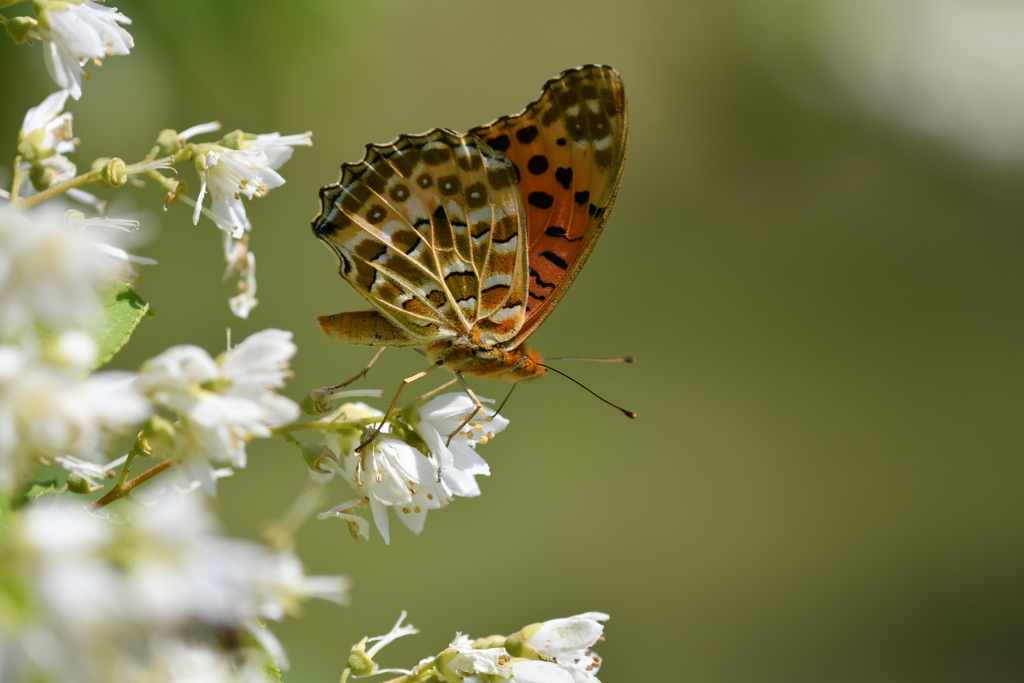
xmin=542 ymin=356 xmax=635 ymax=363
xmin=538 ymin=363 xmax=637 ymax=419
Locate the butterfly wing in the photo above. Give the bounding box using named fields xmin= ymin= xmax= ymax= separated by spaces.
xmin=468 ymin=64 xmax=628 ymax=347
xmin=312 ymin=129 xmax=529 ymax=347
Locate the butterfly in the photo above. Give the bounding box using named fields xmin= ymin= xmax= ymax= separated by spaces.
xmin=311 ymin=65 xmax=628 ymax=434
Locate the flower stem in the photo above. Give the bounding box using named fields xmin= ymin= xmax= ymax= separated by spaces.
xmin=88 ymin=460 xmax=173 ymax=511
xmin=12 ymin=168 xmax=103 ymax=210
xmin=271 ymin=418 xmax=371 ymax=437
xmin=9 ymin=155 xmax=26 ymax=203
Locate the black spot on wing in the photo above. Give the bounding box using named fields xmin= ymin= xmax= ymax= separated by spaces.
xmin=528 ymin=192 xmax=554 ymax=209
xmin=554 ymin=167 xmax=573 ymax=190
xmin=530 ymin=267 xmax=556 ymax=289
xmin=516 ymin=126 xmax=539 ymax=144
xmin=540 ymin=251 xmax=568 ymax=269
xmin=487 ymin=135 xmax=511 ymax=152
xmin=544 ymin=226 xmax=582 ymax=242
xmin=527 ymin=155 xmax=549 ymax=175
xmin=574 ymin=190 xmax=590 ymax=206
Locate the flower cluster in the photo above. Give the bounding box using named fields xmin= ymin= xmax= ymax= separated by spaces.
xmin=189 ymin=129 xmax=312 ymax=318
xmin=137 ymin=328 xmax=301 ymax=493
xmin=310 ymin=392 xmax=509 ymax=544
xmin=343 ymin=612 xmax=609 ymax=683
xmin=0 ymin=494 xmax=347 ymax=683
xmin=0 ymin=206 xmax=150 ymax=496
xmin=0 ymin=199 xmax=301 ymax=497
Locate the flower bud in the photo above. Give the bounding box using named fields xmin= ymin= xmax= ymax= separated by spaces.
xmin=155 ymin=128 xmax=184 ymax=156
xmin=300 ymin=388 xmax=331 ymax=416
xmin=218 ymin=129 xmax=245 ymax=151
xmin=503 ymin=624 xmax=543 ymax=660
xmin=66 ymin=473 xmax=99 ymax=494
xmin=434 ymin=648 xmax=464 ymax=683
xmin=5 ymin=16 xmax=38 ymax=44
xmin=29 ymin=164 xmax=58 ymax=192
xmin=346 ymin=643 xmax=376 ymax=677
xmin=164 ymin=179 xmax=187 ymax=208
xmin=96 ymin=157 xmax=127 ymax=187
xmin=135 ymin=415 xmax=177 ymax=456
xmin=301 ymin=443 xmax=337 ymax=474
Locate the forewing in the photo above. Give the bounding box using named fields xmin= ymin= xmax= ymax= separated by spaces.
xmin=469 ymin=64 xmax=628 ymax=346
xmin=312 ymin=129 xmax=528 ymax=345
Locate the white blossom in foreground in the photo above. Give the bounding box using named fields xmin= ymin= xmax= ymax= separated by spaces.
xmin=0 ymin=495 xmax=346 ymax=683
xmin=506 ymin=612 xmax=608 ymax=683
xmin=137 ymin=329 xmax=299 ymax=493
xmin=0 ymin=206 xmax=126 ymax=332
xmin=345 ymin=612 xmax=608 ymax=683
xmin=36 ymin=0 xmax=135 ymax=100
xmin=413 ymin=392 xmax=508 ymax=497
xmin=192 ymin=132 xmax=311 ymax=238
xmin=0 ymin=331 xmax=149 ymax=495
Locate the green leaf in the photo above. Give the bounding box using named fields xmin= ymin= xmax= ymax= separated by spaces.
xmin=89 ymin=283 xmax=152 ymax=367
xmin=41 ymin=282 xmax=152 ymax=369
xmin=21 ymin=478 xmax=60 ymax=504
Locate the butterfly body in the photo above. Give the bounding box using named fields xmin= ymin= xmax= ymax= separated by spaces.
xmin=312 ymin=65 xmax=626 ymax=394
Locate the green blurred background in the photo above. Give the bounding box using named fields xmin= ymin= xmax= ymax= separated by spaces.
xmin=3 ymin=1 xmax=1024 ymax=681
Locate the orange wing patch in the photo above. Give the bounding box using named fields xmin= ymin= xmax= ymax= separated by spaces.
xmin=468 ymin=65 xmax=628 ymax=345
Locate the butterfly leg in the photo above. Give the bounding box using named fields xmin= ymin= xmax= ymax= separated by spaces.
xmin=445 ymin=371 xmax=485 ymax=447
xmin=415 ymin=377 xmax=459 ymax=402
xmin=357 ymin=361 xmax=443 ymax=453
xmin=329 ymin=347 xmax=387 ymax=390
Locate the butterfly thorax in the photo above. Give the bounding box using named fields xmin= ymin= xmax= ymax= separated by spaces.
xmin=426 ymin=338 xmax=546 ymax=382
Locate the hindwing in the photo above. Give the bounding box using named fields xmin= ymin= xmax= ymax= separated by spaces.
xmin=312 ymin=129 xmax=529 ymax=346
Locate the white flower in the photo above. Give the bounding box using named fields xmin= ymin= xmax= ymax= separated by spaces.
xmin=5 ymin=495 xmax=345 ymax=683
xmin=137 ymin=330 xmax=299 ymax=492
xmin=516 ymin=613 xmax=608 ymax=683
xmin=37 ymin=0 xmax=135 ymax=100
xmin=18 ymin=90 xmax=75 ymax=158
xmin=505 ymin=660 xmax=579 ymax=683
xmin=0 ymin=332 xmax=150 ymax=495
xmin=241 ymin=132 xmax=312 ymax=168
xmin=0 ymin=206 xmax=125 ymax=332
xmin=413 ymin=392 xmax=508 ymax=497
xmin=443 ymin=634 xmax=513 ymax=679
xmin=228 ymin=250 xmax=258 ymax=318
xmin=349 ymin=437 xmax=448 ymax=545
xmin=55 ymin=454 xmax=120 ymax=489
xmin=14 ymin=91 xmax=83 ymax=201
xmin=191 ymin=132 xmax=309 ymax=239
